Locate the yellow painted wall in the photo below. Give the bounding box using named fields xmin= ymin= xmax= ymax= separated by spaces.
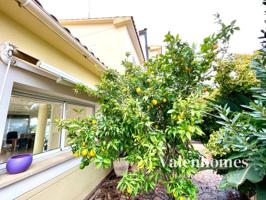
xmin=0 ymin=12 xmax=101 ymax=85
xmin=0 ymin=10 xmax=110 ymax=199
xmin=16 ymin=164 xmax=111 ymax=200
xmin=63 ymin=23 xmax=141 ymax=73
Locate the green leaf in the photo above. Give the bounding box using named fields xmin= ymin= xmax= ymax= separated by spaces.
xmin=221 ymin=165 xmax=265 ymax=188
xmin=219 ymin=113 xmax=228 ymax=122
xmin=256 ymin=183 xmax=266 ymax=200
xmin=232 ymin=113 xmax=240 ymax=124
xmin=167 ymin=109 xmax=175 ymax=114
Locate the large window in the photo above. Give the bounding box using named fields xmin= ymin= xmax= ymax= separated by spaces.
xmin=64 ymin=104 xmax=93 ymax=146
xmin=0 ymin=94 xmax=94 ymax=164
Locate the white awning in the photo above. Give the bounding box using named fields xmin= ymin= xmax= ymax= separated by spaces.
xmin=37 ymin=61 xmax=96 ymax=90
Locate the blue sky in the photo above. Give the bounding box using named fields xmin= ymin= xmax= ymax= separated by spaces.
xmin=40 ymin=0 xmax=264 ymax=54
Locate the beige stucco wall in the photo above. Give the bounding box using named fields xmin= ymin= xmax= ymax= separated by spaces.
xmin=63 ymin=23 xmax=141 ymax=72
xmin=16 ymin=164 xmax=110 ymax=200
xmin=0 ymin=9 xmax=109 ymax=199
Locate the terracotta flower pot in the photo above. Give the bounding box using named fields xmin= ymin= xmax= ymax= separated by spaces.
xmin=113 ymin=159 xmax=129 ymax=177
xmin=6 ymin=153 xmax=33 ymax=174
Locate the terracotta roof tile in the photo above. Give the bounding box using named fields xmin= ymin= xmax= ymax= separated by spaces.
xmin=130 ymin=16 xmax=145 ymax=61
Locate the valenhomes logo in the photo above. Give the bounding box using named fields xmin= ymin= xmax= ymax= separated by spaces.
xmin=160 ymin=156 xmax=248 ymax=169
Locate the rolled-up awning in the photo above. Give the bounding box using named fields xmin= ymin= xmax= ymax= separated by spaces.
xmin=0 ymin=42 xmax=96 ymax=91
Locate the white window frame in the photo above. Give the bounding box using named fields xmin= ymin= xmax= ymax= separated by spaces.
xmin=0 ymin=91 xmax=95 ymax=171
xmin=0 ymin=50 xmax=97 ymax=172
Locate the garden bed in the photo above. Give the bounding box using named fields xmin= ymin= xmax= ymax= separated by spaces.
xmin=89 ymin=170 xmax=242 ymax=200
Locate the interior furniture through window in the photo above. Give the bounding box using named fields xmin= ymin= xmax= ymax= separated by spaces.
xmin=0 ymin=95 xmax=63 ymax=164
xmin=0 ymin=93 xmax=94 ymax=164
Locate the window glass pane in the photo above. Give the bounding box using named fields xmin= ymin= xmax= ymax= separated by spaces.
xmin=0 ymin=95 xmax=63 ymax=164
xmin=64 ymin=104 xmax=93 ymax=146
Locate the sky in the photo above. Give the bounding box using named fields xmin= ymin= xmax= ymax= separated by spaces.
xmin=40 ymin=0 xmax=265 ymax=54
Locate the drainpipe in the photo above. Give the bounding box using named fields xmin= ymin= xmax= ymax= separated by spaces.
xmin=16 ymin=0 xmax=106 ymax=71
xmin=139 ymin=28 xmax=149 ymax=60
xmin=0 ymin=42 xmax=15 ymax=104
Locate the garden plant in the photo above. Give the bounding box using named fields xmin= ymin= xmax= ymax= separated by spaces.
xmin=206 ymin=19 xmax=266 ymax=199
xmin=59 ymin=17 xmax=239 ymax=199
xmin=199 ymin=53 xmax=258 ymax=143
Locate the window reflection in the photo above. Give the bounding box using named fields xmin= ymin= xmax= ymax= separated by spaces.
xmin=0 ymin=95 xmax=63 ymax=163
xmin=64 ymin=104 xmax=93 ymax=146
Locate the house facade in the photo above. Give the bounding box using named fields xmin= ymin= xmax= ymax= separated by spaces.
xmin=60 ymin=17 xmax=145 ymax=73
xmin=148 ymin=45 xmax=162 ymax=58
xmin=0 ymin=0 xmax=111 ymax=199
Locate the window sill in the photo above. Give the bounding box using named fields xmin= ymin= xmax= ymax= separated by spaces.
xmin=0 ymin=150 xmax=74 ymax=189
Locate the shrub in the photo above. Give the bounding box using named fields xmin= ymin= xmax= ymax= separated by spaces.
xmin=215 ymin=54 xmax=258 ymax=96
xmin=59 ymin=17 xmax=238 ymax=199
xmin=206 ymin=21 xmax=266 ymax=199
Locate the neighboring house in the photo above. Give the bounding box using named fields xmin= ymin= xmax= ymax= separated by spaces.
xmin=139 ymin=28 xmax=149 ymax=60
xmin=60 ymin=16 xmax=145 ymax=73
xmin=148 ymin=45 xmax=162 ymax=58
xmin=0 ymin=0 xmax=111 ymax=199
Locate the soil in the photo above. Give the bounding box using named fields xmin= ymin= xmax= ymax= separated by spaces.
xmin=89 ymin=143 xmax=245 ymax=200
xmin=90 ymin=170 xmax=242 ymax=200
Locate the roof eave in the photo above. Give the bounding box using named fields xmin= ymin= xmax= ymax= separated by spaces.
xmin=15 ymin=0 xmax=107 ymax=72
xmin=60 ymin=16 xmax=146 ymax=64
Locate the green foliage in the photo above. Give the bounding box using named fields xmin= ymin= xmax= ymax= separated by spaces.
xmin=206 ymin=129 xmax=230 ymax=157
xmin=59 ymin=18 xmax=238 ymax=199
xmin=215 ymin=54 xmax=258 ymax=96
xmin=200 ymin=54 xmax=258 ymax=143
xmin=220 ymin=164 xmax=265 ymax=189
xmin=208 ymin=102 xmax=266 ymax=198
xmin=206 ymin=38 xmax=266 ymax=198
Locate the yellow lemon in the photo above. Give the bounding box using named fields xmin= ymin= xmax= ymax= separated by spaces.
xmin=185 ymin=67 xmax=192 ymax=72
xmin=137 ymin=160 xmax=145 ymax=169
xmin=177 ymin=114 xmax=184 ymax=121
xmin=188 ymin=125 xmax=194 ymax=133
xmin=127 ymin=187 xmax=132 ymax=194
xmin=89 ymin=149 xmax=96 ymax=158
xmin=213 ymin=44 xmax=219 ymax=49
xmin=136 ymin=87 xmax=142 ymax=94
xmin=152 ymin=99 xmax=158 ymax=106
xmin=173 ymin=191 xmax=177 ymax=198
xmin=92 ymin=119 xmax=97 ymax=125
xmin=179 ymin=196 xmax=185 ymax=200
xmin=163 ymin=98 xmax=167 ymax=103
xmin=81 ymin=149 xmax=88 ymax=157
xmin=73 ymin=151 xmax=80 ymax=158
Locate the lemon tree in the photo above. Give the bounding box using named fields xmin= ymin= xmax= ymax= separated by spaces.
xmin=59 ymin=18 xmax=238 ymax=199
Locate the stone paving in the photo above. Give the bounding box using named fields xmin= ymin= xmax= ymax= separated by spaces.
xmin=192 ymin=170 xmax=240 ymax=200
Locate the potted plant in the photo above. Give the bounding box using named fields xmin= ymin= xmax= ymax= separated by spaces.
xmin=113 ymin=158 xmax=129 ymax=177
